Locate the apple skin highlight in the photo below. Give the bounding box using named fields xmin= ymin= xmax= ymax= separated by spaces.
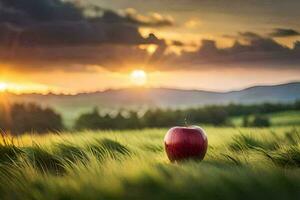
xmin=164 ymin=126 xmax=208 ymax=162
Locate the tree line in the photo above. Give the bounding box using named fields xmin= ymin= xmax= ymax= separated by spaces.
xmin=0 ymin=103 xmax=63 ymax=135
xmin=75 ymin=101 xmax=300 ymax=130
xmin=0 ymin=101 xmax=299 ymax=134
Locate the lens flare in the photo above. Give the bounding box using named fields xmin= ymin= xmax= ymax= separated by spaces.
xmin=130 ymin=70 xmax=147 ymax=86
xmin=0 ymin=82 xmax=7 ymax=91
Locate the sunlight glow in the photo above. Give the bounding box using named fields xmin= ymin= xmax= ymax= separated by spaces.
xmin=139 ymin=44 xmax=158 ymax=55
xmin=130 ymin=70 xmax=147 ymax=86
xmin=0 ymin=81 xmax=55 ymax=94
xmin=146 ymin=45 xmax=158 ymax=54
xmin=0 ymin=82 xmax=7 ymax=91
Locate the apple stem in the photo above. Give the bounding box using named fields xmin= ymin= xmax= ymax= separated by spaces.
xmin=184 ymin=115 xmax=190 ymax=127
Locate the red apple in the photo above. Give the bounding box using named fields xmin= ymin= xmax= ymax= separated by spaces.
xmin=164 ymin=126 xmax=208 ymax=162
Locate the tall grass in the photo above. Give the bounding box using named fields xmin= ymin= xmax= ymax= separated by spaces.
xmin=0 ymin=127 xmax=299 ymax=199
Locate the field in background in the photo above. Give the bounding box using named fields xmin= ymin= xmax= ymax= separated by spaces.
xmin=63 ymin=109 xmax=300 ymax=129
xmin=1 ymin=126 xmax=300 ymax=199
xmin=231 ymin=111 xmax=300 ymax=127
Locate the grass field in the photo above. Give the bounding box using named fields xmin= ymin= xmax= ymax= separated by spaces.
xmin=61 ymin=109 xmax=300 ymax=129
xmin=231 ymin=111 xmax=300 ymax=127
xmin=1 ymin=126 xmax=300 ymax=200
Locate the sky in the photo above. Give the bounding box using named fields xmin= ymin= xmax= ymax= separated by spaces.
xmin=0 ymin=0 xmax=299 ymax=94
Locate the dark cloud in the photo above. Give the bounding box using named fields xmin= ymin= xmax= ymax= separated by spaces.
xmin=171 ymin=40 xmax=185 ymax=46
xmin=0 ymin=0 xmax=168 ymax=71
xmin=0 ymin=0 xmax=299 ymax=73
xmin=237 ymin=32 xmax=288 ymax=52
xmin=0 ymin=0 xmax=165 ymax=47
xmin=269 ymin=28 xmax=300 ymax=38
xmin=295 ymin=41 xmax=300 ymax=51
xmin=163 ymin=33 xmax=300 ymax=70
xmin=0 ymin=0 xmax=83 ymax=24
xmin=238 ymin=32 xmax=261 ymax=40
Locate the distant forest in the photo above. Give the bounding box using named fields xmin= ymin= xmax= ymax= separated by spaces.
xmin=75 ymin=101 xmax=300 ymax=130
xmin=0 ymin=103 xmax=63 ymax=135
xmin=0 ymin=101 xmax=299 ymax=134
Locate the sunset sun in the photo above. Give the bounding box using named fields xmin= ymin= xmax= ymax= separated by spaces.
xmin=0 ymin=82 xmax=7 ymax=92
xmin=130 ymin=70 xmax=148 ymax=86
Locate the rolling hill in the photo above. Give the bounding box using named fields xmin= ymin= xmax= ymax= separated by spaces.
xmin=1 ymin=82 xmax=300 ymax=126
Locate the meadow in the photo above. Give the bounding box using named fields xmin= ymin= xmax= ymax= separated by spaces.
xmin=231 ymin=111 xmax=300 ymax=127
xmin=1 ymin=126 xmax=300 ymax=200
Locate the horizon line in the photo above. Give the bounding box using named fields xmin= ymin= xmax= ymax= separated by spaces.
xmin=1 ymin=80 xmax=299 ymax=96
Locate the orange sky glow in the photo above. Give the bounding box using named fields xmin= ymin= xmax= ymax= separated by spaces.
xmin=1 ymin=66 xmax=299 ymax=94
xmin=0 ymin=0 xmax=299 ymax=94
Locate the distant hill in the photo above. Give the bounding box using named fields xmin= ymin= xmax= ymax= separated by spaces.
xmin=1 ymin=82 xmax=300 ymax=126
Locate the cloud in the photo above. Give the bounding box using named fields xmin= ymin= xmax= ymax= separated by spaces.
xmin=171 ymin=40 xmax=185 ymax=46
xmin=238 ymin=32 xmax=262 ymax=40
xmin=2 ymin=0 xmax=86 ymax=23
xmin=0 ymin=0 xmax=299 ymax=73
xmin=163 ymin=32 xmax=300 ymax=70
xmin=237 ymin=32 xmax=289 ymax=51
xmin=269 ymin=28 xmax=300 ymax=37
xmin=0 ymin=0 xmax=168 ymax=71
xmin=124 ymin=8 xmax=174 ymax=27
xmin=0 ymin=45 xmax=151 ymax=72
xmin=0 ymin=0 xmax=165 ymax=47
